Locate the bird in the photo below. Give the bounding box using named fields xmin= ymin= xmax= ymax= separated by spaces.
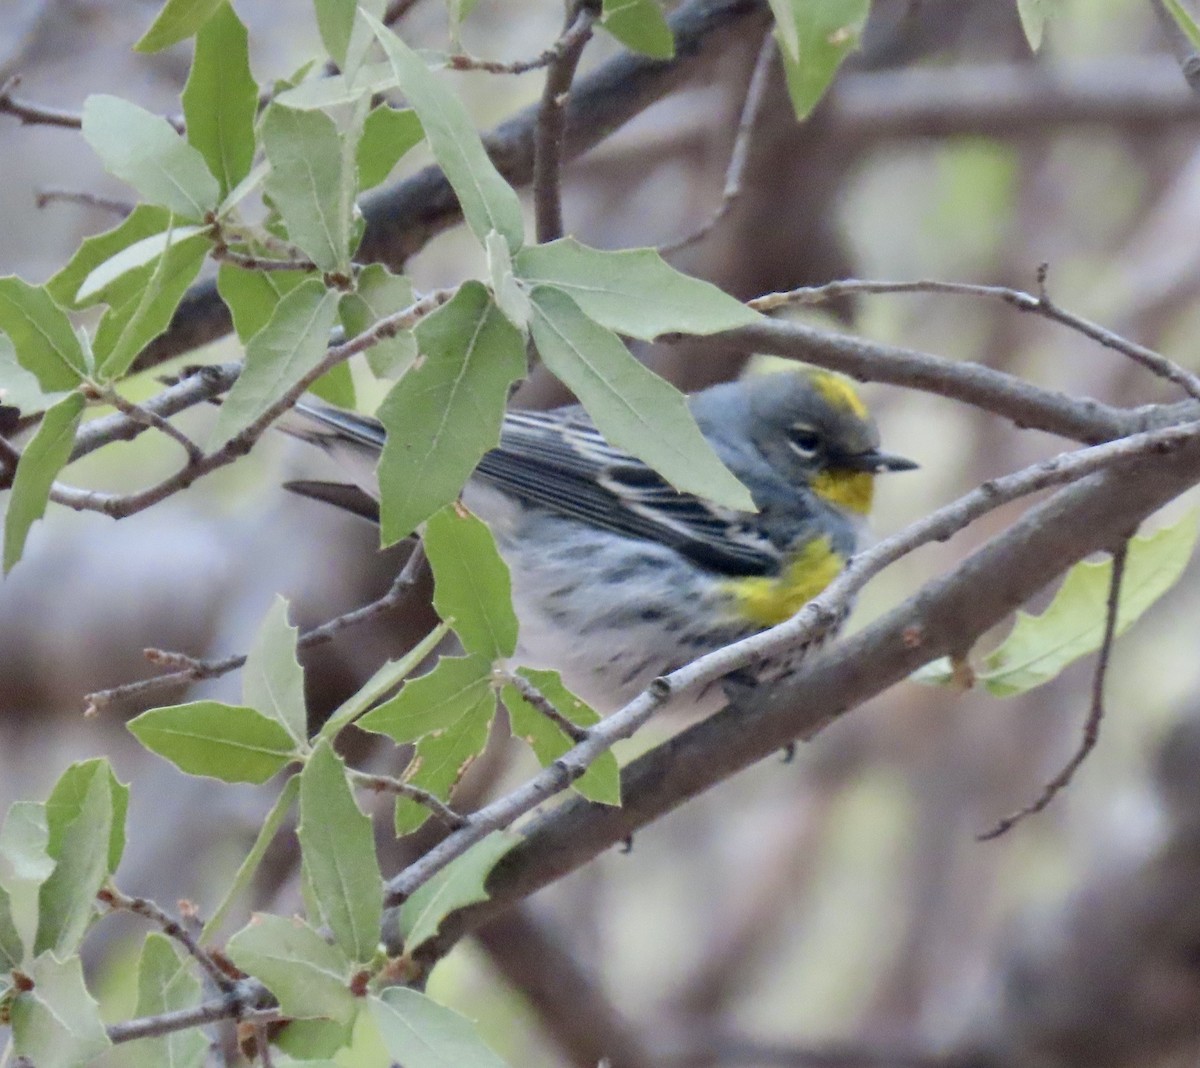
xmin=285 ymin=368 xmax=916 ymax=716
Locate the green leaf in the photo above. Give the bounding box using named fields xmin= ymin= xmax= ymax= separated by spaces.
xmin=0 ymin=279 xmax=88 ymax=390
xmin=392 ymin=703 xmax=493 ymax=835
xmin=243 ymin=596 xmax=308 ymax=745
xmin=1016 ymin=0 xmax=1051 ymax=49
xmin=133 ymin=934 xmax=207 ymax=1068
xmin=36 ymin=769 xmax=112 ymax=956
xmin=0 ymin=887 xmax=23 ymax=970
xmin=10 ymin=953 xmax=111 ymax=1068
xmin=601 ymin=0 xmax=675 ymax=58
xmin=397 ymin=832 xmax=520 ymax=951
xmin=182 ymin=1 xmax=258 ymax=197
xmin=340 ymin=264 xmax=417 ymax=379
xmin=0 ymin=802 xmax=54 ymax=964
xmin=47 ymin=205 xmax=173 ymax=309
xmin=1163 ymin=0 xmax=1200 ymax=49
xmin=127 ymin=701 xmax=298 ymax=783
xmin=91 ymin=229 xmax=211 ymax=379
xmin=425 ymin=506 xmax=518 ymax=659
xmin=227 ymin=913 xmax=357 ymax=1023
xmin=315 ymin=0 xmax=385 ymax=76
xmin=515 ymin=238 xmax=761 ymax=341
xmin=369 ymin=987 xmax=511 ymax=1068
xmin=376 ymin=283 xmax=524 ymax=540
xmin=486 ymin=229 xmax=530 ymax=331
xmin=262 ymin=104 xmax=356 ymax=273
xmin=915 ymin=512 xmax=1199 ymax=696
xmin=528 ymin=286 xmax=753 ymax=510
xmin=82 ymin=95 xmax=221 ymax=218
xmin=217 ymin=262 xmax=307 ymax=343
xmin=0 ymin=334 xmax=55 ymax=413
xmin=309 ymin=359 xmax=357 ymax=409
xmin=274 ymin=62 xmax=397 ymax=111
xmin=44 ymin=759 xmax=128 ymax=876
xmin=769 ymin=0 xmax=870 ymax=119
xmin=135 ymin=0 xmax=224 ymax=51
xmin=358 ymin=106 xmax=424 ymax=191
xmin=358 ymin=654 xmax=494 ymax=743
xmin=365 ymin=15 xmax=524 ymax=252
xmin=502 ymin=668 xmax=620 ymax=805
xmin=319 ymin=622 xmax=452 ymax=742
xmin=209 ymin=278 xmax=341 ymax=447
xmin=274 ymin=1017 xmax=355 ymax=1061
xmin=75 ymin=225 xmax=209 ymax=305
xmin=3 ymin=392 xmax=84 ymax=574
xmin=201 ymin=775 xmax=300 ymax=942
xmin=298 ymin=740 xmax=383 ymax=963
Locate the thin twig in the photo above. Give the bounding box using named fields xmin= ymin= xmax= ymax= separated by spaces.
xmin=978 ymin=540 xmax=1131 ymax=841
xmin=210 ymin=247 xmax=319 ymax=273
xmin=1148 ymin=0 xmax=1200 ymax=96
xmin=446 ymin=11 xmax=603 ymax=75
xmin=84 ymin=542 xmax=428 ymax=713
xmin=532 ymin=4 xmax=598 ymax=243
xmin=384 ymin=420 xmax=1200 ymax=906
xmin=751 ymin=275 xmax=1200 ymax=402
xmin=90 ymin=385 xmax=204 ymax=465
xmin=500 ymin=669 xmax=589 ymax=743
xmin=0 ymin=75 xmax=82 ymax=128
xmin=107 ymin=989 xmax=276 ymax=1045
xmin=349 ymin=771 xmax=470 ymax=828
xmin=659 ymin=32 xmax=775 ymax=255
xmin=35 ymin=187 xmax=134 ymax=216
xmin=98 ymin=886 xmax=236 ymax=993
xmin=46 ymin=289 xmax=455 ymax=522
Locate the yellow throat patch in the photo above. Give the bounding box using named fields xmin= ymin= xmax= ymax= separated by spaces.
xmin=810 ymin=469 xmax=875 ymax=515
xmin=725 ymin=535 xmax=846 ymax=627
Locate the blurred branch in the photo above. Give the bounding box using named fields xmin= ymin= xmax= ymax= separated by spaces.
xmin=978 ymin=540 xmax=1129 ymax=841
xmin=659 ymin=31 xmax=776 ymax=255
xmin=685 ymin=1036 xmax=986 ymax=1067
xmin=0 ymin=74 xmax=81 ymax=128
xmin=830 ymin=56 xmax=1200 ymax=141
xmin=1149 ymin=0 xmax=1200 ymax=96
xmin=533 ymin=3 xmax=598 ymax=242
xmin=752 ymin=274 xmax=1200 ymax=401
xmin=474 ymin=904 xmax=658 ymax=1068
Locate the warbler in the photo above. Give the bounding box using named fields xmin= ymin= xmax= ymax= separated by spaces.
xmin=287 ymin=369 xmax=915 ymax=714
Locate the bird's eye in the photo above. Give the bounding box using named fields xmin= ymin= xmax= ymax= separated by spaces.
xmin=786 ymin=426 xmax=822 ymax=457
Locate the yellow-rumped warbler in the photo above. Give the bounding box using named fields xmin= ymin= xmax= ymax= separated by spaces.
xmin=287 ymin=369 xmax=915 ymax=713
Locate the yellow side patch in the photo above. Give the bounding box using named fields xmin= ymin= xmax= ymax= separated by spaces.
xmin=725 ymin=536 xmax=846 ymax=627
xmin=810 ymin=469 xmax=875 ymax=515
xmin=810 ymin=371 xmax=869 ymax=420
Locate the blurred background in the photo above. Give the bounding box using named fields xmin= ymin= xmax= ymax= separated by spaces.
xmin=3 ymin=0 xmax=1200 ymax=1065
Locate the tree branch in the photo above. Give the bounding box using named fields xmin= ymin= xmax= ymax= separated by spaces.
xmin=533 ymin=3 xmax=598 ymax=242
xmin=403 ymin=426 xmax=1200 ymax=966
xmin=751 ymin=275 xmax=1200 ymax=401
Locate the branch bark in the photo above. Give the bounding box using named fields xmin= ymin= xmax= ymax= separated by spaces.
xmin=410 ymin=434 xmax=1200 ymax=968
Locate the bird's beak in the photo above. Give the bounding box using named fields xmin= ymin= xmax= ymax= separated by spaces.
xmin=844 ymin=449 xmax=919 ymax=474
